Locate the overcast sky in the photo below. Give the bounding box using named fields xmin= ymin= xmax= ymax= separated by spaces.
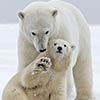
xmin=0 ymin=0 xmax=99 ymax=24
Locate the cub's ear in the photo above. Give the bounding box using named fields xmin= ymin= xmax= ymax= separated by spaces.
xmin=18 ymin=11 xmax=24 ymax=20
xmin=51 ymin=9 xmax=58 ymax=17
xmin=71 ymin=45 xmax=76 ymax=51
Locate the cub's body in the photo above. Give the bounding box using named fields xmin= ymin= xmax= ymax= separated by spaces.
xmin=2 ymin=39 xmax=73 ymax=100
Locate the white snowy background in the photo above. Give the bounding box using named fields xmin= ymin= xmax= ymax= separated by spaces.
xmin=0 ymin=24 xmax=100 ymax=100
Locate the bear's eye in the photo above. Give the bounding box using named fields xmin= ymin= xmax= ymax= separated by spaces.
xmin=32 ymin=32 xmax=36 ymax=36
xmin=64 ymin=44 xmax=66 ymax=47
xmin=54 ymin=43 xmax=57 ymax=46
xmin=45 ymin=31 xmax=49 ymax=35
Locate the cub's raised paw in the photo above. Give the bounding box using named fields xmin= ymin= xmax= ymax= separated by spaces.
xmin=33 ymin=57 xmax=52 ymax=74
xmin=37 ymin=57 xmax=52 ymax=71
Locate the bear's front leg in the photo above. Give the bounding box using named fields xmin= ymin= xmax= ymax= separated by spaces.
xmin=21 ymin=57 xmax=52 ymax=88
xmin=73 ymin=56 xmax=93 ymax=100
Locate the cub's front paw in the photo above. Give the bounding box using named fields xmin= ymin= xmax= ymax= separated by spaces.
xmin=33 ymin=57 xmax=52 ymax=74
xmin=37 ymin=57 xmax=52 ymax=71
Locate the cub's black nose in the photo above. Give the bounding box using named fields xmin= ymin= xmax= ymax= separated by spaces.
xmin=39 ymin=49 xmax=46 ymax=52
xmin=57 ymin=46 xmax=62 ymax=51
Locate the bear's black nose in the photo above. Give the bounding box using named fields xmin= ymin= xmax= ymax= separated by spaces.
xmin=57 ymin=46 xmax=62 ymax=51
xmin=39 ymin=49 xmax=46 ymax=53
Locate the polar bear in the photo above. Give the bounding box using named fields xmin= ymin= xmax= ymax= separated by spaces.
xmin=2 ymin=39 xmax=75 ymax=100
xmin=17 ymin=0 xmax=93 ymax=99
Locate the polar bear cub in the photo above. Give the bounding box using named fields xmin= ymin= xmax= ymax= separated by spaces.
xmin=2 ymin=39 xmax=75 ymax=100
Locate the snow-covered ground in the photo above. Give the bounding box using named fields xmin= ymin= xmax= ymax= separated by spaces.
xmin=0 ymin=24 xmax=100 ymax=100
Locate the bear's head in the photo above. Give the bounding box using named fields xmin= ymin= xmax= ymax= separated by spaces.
xmin=48 ymin=39 xmax=75 ymax=60
xmin=18 ymin=2 xmax=58 ymax=53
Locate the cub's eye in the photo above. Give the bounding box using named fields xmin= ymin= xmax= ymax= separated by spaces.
xmin=32 ymin=32 xmax=36 ymax=36
xmin=45 ymin=31 xmax=49 ymax=35
xmin=54 ymin=43 xmax=57 ymax=46
xmin=64 ymin=44 xmax=66 ymax=47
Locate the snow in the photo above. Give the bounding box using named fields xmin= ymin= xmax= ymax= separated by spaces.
xmin=0 ymin=24 xmax=100 ymax=100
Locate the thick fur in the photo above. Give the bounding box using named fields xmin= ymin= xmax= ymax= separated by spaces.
xmin=2 ymin=39 xmax=74 ymax=100
xmin=17 ymin=0 xmax=93 ymax=99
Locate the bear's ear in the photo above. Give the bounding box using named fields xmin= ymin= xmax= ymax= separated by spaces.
xmin=18 ymin=11 xmax=24 ymax=20
xmin=71 ymin=45 xmax=76 ymax=51
xmin=51 ymin=9 xmax=58 ymax=17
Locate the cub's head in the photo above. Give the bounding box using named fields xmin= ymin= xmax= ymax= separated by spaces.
xmin=18 ymin=2 xmax=58 ymax=53
xmin=48 ymin=39 xmax=75 ymax=60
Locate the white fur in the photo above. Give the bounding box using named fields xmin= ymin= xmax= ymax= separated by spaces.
xmin=17 ymin=0 xmax=92 ymax=99
xmin=2 ymin=39 xmax=73 ymax=100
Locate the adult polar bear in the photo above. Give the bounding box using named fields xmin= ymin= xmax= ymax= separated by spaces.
xmin=18 ymin=0 xmax=93 ymax=100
